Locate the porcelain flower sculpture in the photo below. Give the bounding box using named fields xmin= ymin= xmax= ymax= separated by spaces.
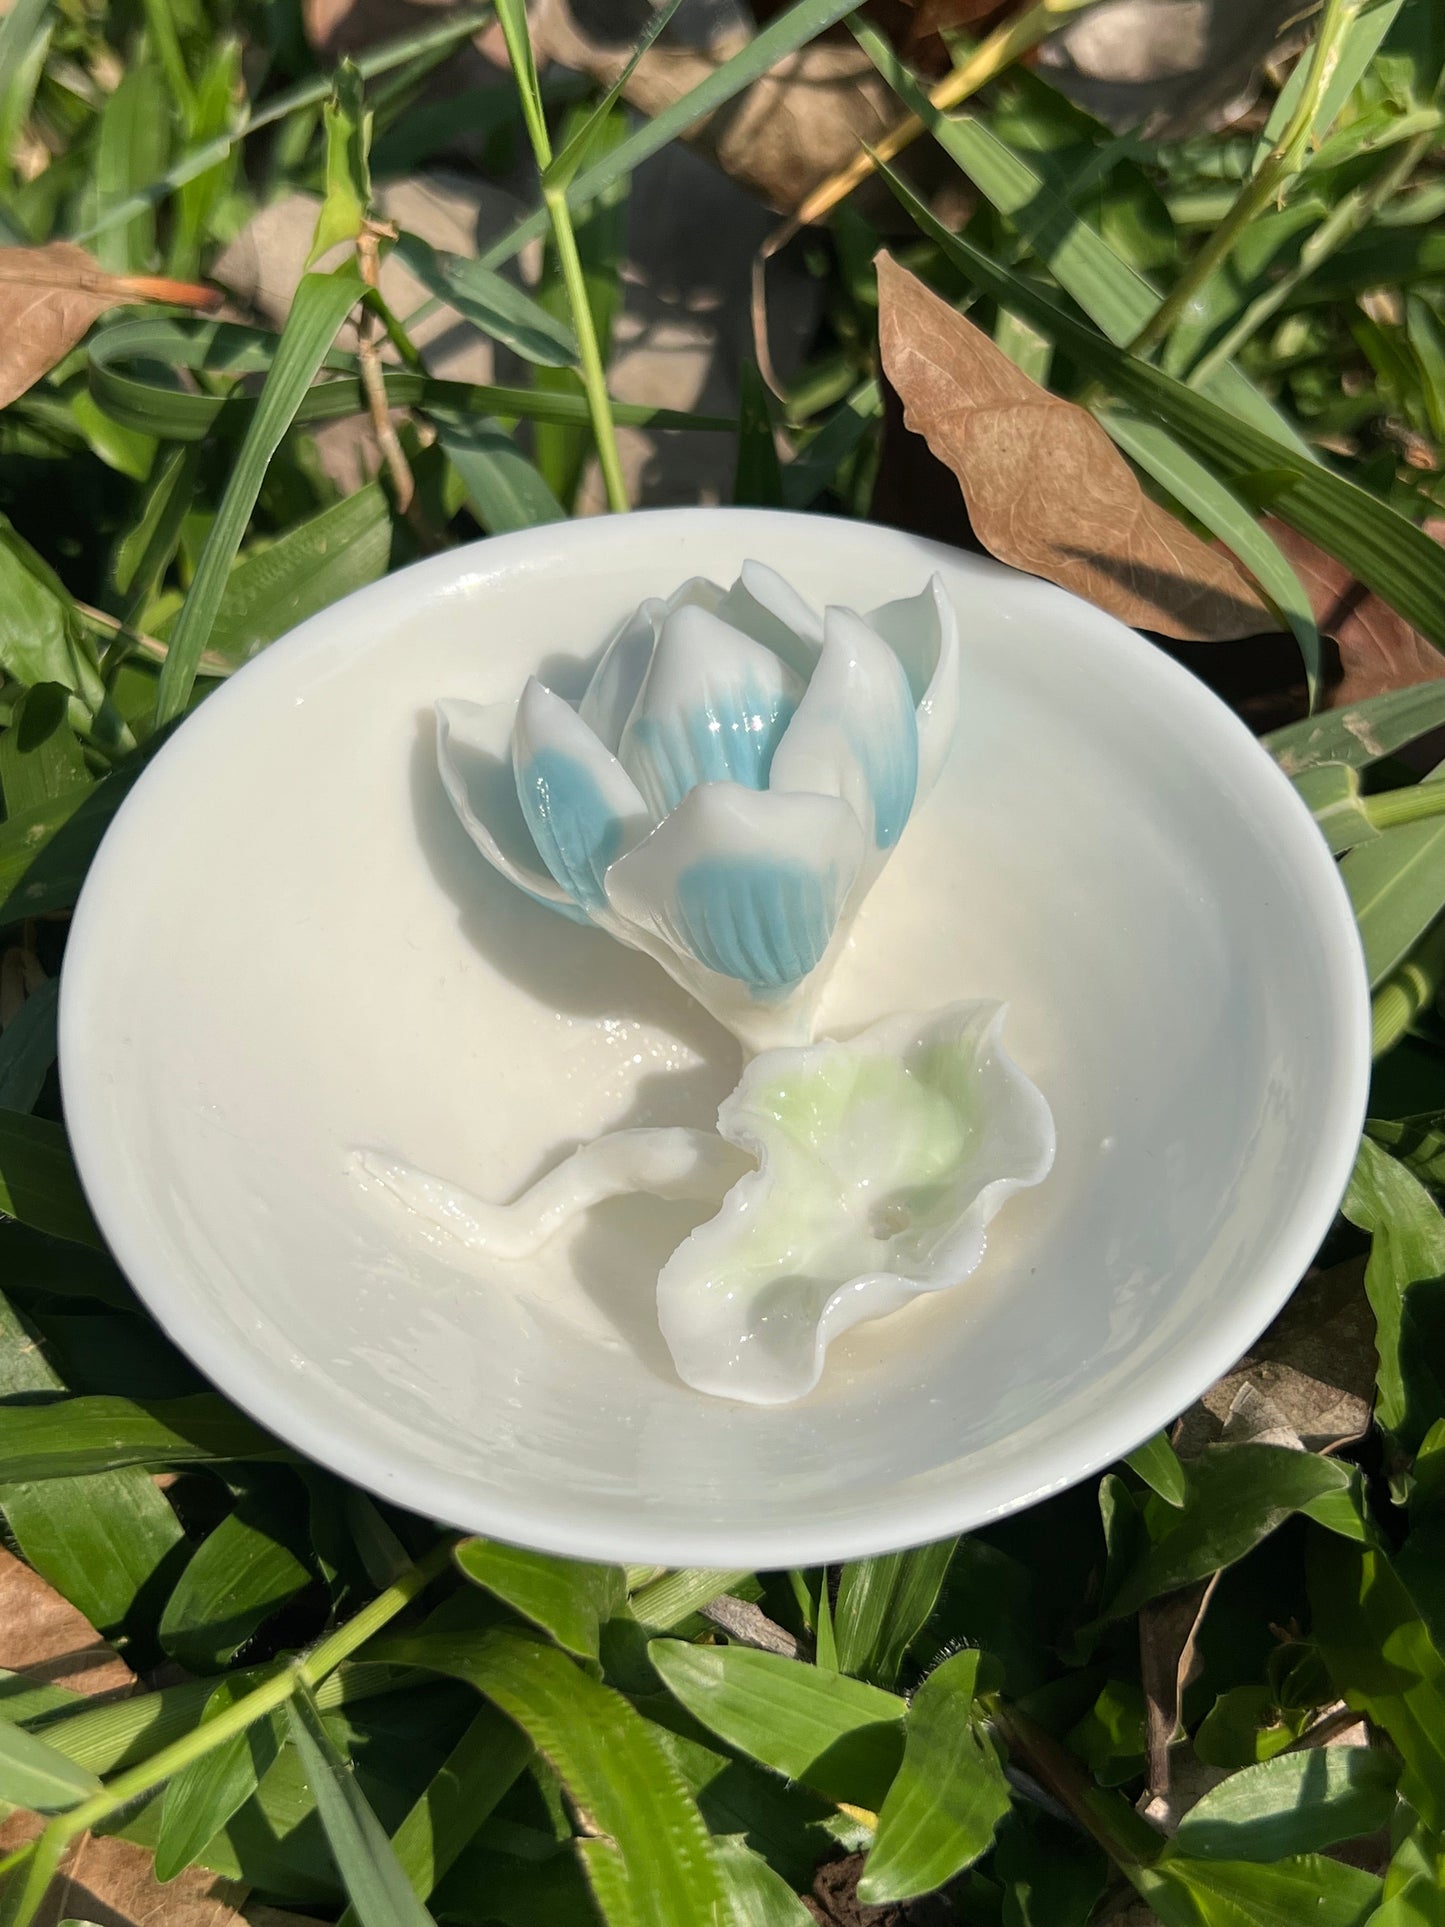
xmin=436 ymin=562 xmax=958 ymax=1048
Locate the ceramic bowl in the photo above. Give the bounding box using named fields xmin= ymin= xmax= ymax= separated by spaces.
xmin=60 ymin=509 xmax=1370 ymax=1567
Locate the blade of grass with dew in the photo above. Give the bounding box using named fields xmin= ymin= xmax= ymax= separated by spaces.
xmin=876 ymin=164 xmax=1445 ymax=651
xmin=153 ymin=265 xmax=365 ymax=726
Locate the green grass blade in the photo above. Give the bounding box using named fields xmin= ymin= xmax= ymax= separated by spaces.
xmin=198 ymin=484 xmax=393 ymax=670
xmin=0 ymin=1111 xmax=100 ymax=1246
xmin=1265 ymin=685 xmax=1445 ymax=775
xmin=0 ymin=976 xmax=59 ymax=1113
xmin=66 ymin=5 xmax=497 ymax=248
xmin=0 ymin=1717 xmax=101 ymax=1813
xmin=1253 ymin=0 xmax=1404 ymax=167
xmin=1124 ymin=1430 xmax=1187 ymax=1507
xmin=541 ymin=0 xmax=686 ymax=191
xmin=1342 ymin=1134 xmax=1445 ymax=1440
xmin=382 ymin=1628 xmax=730 ymax=1927
xmin=783 ymin=378 xmax=882 ymax=509
xmin=432 ymin=412 xmax=566 ymax=532
xmin=733 ymin=361 xmax=785 ymax=507
xmin=0 ymin=750 xmax=157 ymax=927
xmin=850 ymin=18 xmax=1309 ymax=454
xmin=1098 ymin=1445 xmax=1362 ymax=1623
xmin=833 ymin=1541 xmax=957 ymax=1687
xmin=649 ymin=1638 xmax=905 ymax=1809
xmin=159 ymin=1505 xmax=313 ymax=1673
xmin=1171 ymin=1747 xmax=1398 ymax=1861
xmin=0 ymin=0 xmax=51 ymax=89
xmin=626 ymin=1568 xmax=754 ymax=1631
xmin=453 ymin=1540 xmax=623 ymax=1661
xmin=286 ymin=1682 xmax=440 ymax=1927
xmin=336 ymin=1707 xmax=531 ymax=1927
xmin=1310 ymin=1535 xmax=1445 ymax=1835
xmin=87 ymin=317 xmax=732 ymax=442
xmin=154 ymin=267 xmax=365 ymax=726
xmin=0 ymin=1393 xmax=288 ymax=1481
xmin=0 ymin=1288 xmax=185 ymax=1641
xmin=392 ymin=232 xmax=578 ymax=367
xmin=1100 ymin=407 xmax=1322 ymax=698
xmin=1342 ymin=790 xmax=1445 ymax=985
xmin=478 ymin=0 xmax=873 ymax=271
xmin=877 ymin=165 xmax=1445 ymax=651
xmin=856 ymin=1652 xmax=1010 ymax=1904
xmin=155 ymin=1680 xmax=284 ymax=1882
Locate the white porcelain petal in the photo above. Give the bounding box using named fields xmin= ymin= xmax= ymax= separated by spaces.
xmin=657 ymin=1000 xmax=1055 ymax=1404
xmin=617 ymin=604 xmax=806 ymax=817
xmin=511 ymin=679 xmax=652 ymax=912
xmin=602 ymin=780 xmax=864 ymax=998
xmin=434 ymin=698 xmax=586 ymax=921
xmin=578 ymin=601 xmax=663 ymax=754
xmin=716 ymin=559 xmax=824 ymax=682
xmin=769 ymin=604 xmax=919 ymax=850
xmin=867 ymin=574 xmax=960 ymax=801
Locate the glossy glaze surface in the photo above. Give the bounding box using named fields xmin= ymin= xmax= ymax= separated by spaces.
xmin=60 ymin=509 xmax=1369 ymax=1564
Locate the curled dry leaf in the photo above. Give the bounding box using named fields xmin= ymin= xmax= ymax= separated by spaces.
xmin=0 ymin=244 xmax=221 ymax=413
xmin=1140 ymin=1576 xmax=1219 ymax=1799
xmin=875 ymin=252 xmax=1272 ymax=643
xmin=1258 ymin=516 xmax=1445 ymax=710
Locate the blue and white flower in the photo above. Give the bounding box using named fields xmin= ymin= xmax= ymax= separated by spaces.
xmin=436 ymin=562 xmax=958 ymax=1047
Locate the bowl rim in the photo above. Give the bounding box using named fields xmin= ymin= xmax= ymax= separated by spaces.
xmin=59 ymin=506 xmax=1372 ymax=1565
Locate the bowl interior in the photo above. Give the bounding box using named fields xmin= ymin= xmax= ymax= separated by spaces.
xmin=60 ymin=509 xmax=1368 ymax=1565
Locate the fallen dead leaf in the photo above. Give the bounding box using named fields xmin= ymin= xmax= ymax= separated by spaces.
xmin=0 ymin=1549 xmax=306 ymax=1927
xmin=875 ymin=252 xmax=1272 ymax=641
xmin=0 ymin=244 xmax=220 ymax=413
xmin=1140 ymin=1574 xmax=1219 ymax=1798
xmin=1259 ymin=516 xmax=1445 ymax=709
xmin=1174 ymin=1258 xmax=1375 ymax=1460
xmin=0 ymin=1546 xmax=133 ymax=1698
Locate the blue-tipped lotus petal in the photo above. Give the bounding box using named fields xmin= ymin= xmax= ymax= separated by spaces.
xmin=673 ymin=855 xmax=841 ymax=991
xmin=618 ymin=604 xmax=804 ymax=817
xmin=435 ymin=697 xmax=590 ymax=923
xmin=604 ymin=782 xmax=865 ymax=994
xmin=511 ymin=679 xmax=650 ymax=911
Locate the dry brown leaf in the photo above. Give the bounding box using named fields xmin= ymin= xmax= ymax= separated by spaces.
xmin=1174 ymin=1258 xmax=1375 ymax=1460
xmin=875 ymin=252 xmax=1273 ymax=642
xmin=0 ymin=1545 xmax=133 ymax=1697
xmin=1139 ymin=1574 xmax=1219 ymax=1797
xmin=0 ymin=244 xmax=220 ymax=412
xmin=0 ymin=1548 xmax=305 ymax=1927
xmin=1259 ymin=516 xmax=1445 ymax=709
